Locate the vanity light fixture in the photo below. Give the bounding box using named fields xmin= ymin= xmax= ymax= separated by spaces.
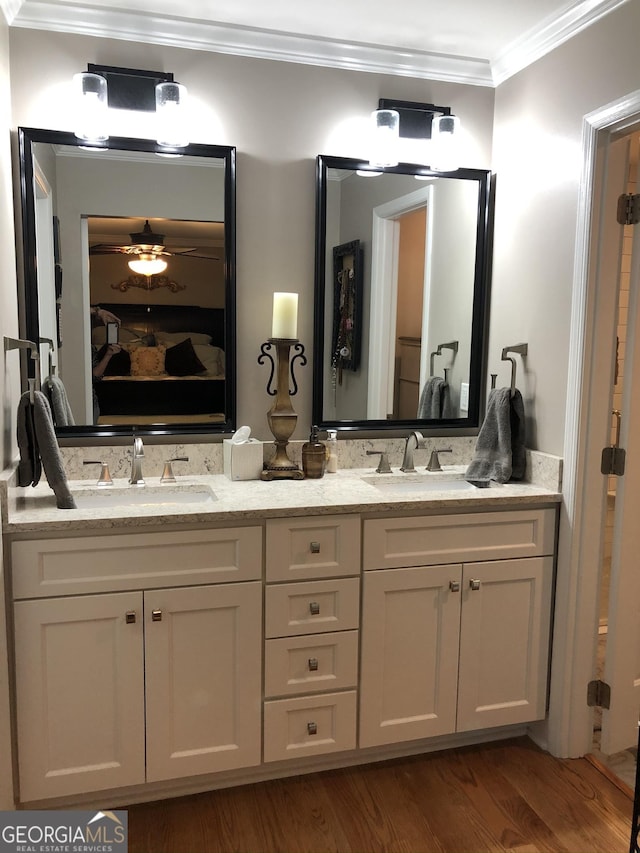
xmin=73 ymin=65 xmax=189 ymax=149
xmin=368 ymin=108 xmax=400 ymax=168
xmin=370 ymin=99 xmax=461 ymax=172
xmin=73 ymin=72 xmax=109 ymax=143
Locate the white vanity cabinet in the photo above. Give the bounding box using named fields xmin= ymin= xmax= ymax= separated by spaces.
xmin=263 ymin=515 xmax=361 ymax=762
xmin=359 ymin=508 xmax=556 ymax=748
xmin=11 ymin=527 xmax=263 ymax=802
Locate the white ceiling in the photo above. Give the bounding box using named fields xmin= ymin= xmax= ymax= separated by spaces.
xmin=1 ymin=0 xmax=630 ymax=85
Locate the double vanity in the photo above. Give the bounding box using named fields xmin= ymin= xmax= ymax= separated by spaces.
xmin=1 ymin=454 xmax=561 ymax=808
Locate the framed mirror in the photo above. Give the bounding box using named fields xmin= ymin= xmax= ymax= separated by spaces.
xmin=313 ymin=155 xmax=493 ymax=433
xmin=17 ymin=127 xmax=236 ymax=438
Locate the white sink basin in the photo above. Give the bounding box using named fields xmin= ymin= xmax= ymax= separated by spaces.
xmin=361 ymin=474 xmax=479 ymax=495
xmin=73 ymin=484 xmax=217 ymax=509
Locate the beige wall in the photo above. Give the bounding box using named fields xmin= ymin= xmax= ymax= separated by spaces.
xmin=8 ymin=28 xmax=494 ymax=440
xmin=492 ymin=1 xmax=640 ymax=456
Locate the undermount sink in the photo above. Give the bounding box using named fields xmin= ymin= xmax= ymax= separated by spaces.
xmin=361 ymin=473 xmax=479 ymax=495
xmin=73 ymin=484 xmax=217 ymax=509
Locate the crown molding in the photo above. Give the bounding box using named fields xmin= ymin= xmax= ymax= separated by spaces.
xmin=491 ymin=0 xmax=631 ymax=85
xmin=8 ymin=0 xmax=628 ymax=89
xmin=0 ymin=0 xmax=24 ymax=25
xmin=10 ymin=1 xmax=494 ymax=86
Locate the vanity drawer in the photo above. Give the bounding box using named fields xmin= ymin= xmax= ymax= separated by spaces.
xmin=12 ymin=527 xmax=263 ymax=598
xmin=263 ymin=690 xmax=357 ymax=762
xmin=266 ymin=515 xmax=360 ymax=582
xmin=265 ymin=578 xmax=360 ymax=638
xmin=363 ymin=508 xmax=557 ymax=570
xmin=265 ymin=630 xmax=359 ymax=698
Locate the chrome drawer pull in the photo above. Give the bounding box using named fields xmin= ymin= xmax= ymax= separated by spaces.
xmin=449 ymin=580 xmax=460 ymax=592
xmin=307 ymin=722 xmax=318 ymax=735
xmin=151 ymin=608 xmax=163 ymax=621
xmin=309 ymin=601 xmax=320 ymax=615
xmin=308 ymin=657 xmax=319 ymax=671
xmin=469 ymin=579 xmax=481 ymax=591
xmin=310 ymin=541 xmax=321 ymax=554
xmin=125 ymin=611 xmax=136 ymax=624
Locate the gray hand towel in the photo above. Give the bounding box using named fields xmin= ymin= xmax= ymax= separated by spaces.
xmin=31 ymin=391 xmax=76 ymax=509
xmin=43 ymin=376 xmax=75 ymax=427
xmin=16 ymin=392 xmax=41 ymax=487
xmin=465 ymin=387 xmax=526 ymax=484
xmin=418 ymin=376 xmax=445 ymax=419
xmin=441 ymin=383 xmax=454 ymax=419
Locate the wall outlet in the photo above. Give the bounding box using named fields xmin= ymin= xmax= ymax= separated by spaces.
xmin=460 ymin=381 xmax=469 ymax=412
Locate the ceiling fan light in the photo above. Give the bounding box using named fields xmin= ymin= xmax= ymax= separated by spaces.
xmin=128 ymin=254 xmax=168 ymax=276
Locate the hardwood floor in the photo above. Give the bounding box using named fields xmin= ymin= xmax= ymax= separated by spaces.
xmin=126 ymin=737 xmax=633 ymax=853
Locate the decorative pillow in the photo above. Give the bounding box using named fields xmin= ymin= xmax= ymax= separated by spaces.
xmin=193 ymin=344 xmax=224 ymax=376
xmin=155 ymin=330 xmax=213 ymax=347
xmin=165 ymin=338 xmax=207 ymax=376
xmin=103 ymin=348 xmax=131 ymax=376
xmin=129 ymin=345 xmax=166 ymax=376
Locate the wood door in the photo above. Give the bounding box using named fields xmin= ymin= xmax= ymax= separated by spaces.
xmin=457 ymin=557 xmax=553 ymax=732
xmin=359 ymin=565 xmax=461 ymax=747
xmin=14 ymin=592 xmax=145 ymax=801
xmin=144 ymin=582 xmax=262 ymax=782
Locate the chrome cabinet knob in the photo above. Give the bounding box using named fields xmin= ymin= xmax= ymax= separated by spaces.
xmin=469 ymin=579 xmax=481 ymax=591
xmin=309 ymin=601 xmax=320 ymax=615
xmin=308 ymin=657 xmax=319 ymax=671
xmin=449 ymin=580 xmax=460 ymax=592
xmin=310 ymin=541 xmax=321 ymax=554
xmin=125 ymin=611 xmax=136 ymax=624
xmin=307 ymin=722 xmax=318 ymax=735
xmin=151 ymin=608 xmax=163 ymax=621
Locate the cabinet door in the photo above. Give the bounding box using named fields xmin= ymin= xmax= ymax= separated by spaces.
xmin=145 ymin=582 xmax=262 ymax=782
xmin=457 ymin=556 xmax=554 ymax=732
xmin=359 ymin=565 xmax=461 ymax=748
xmin=14 ymin=592 xmax=145 ymax=802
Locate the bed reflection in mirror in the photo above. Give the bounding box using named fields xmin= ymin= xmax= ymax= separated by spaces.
xmin=19 ymin=128 xmax=235 ymax=437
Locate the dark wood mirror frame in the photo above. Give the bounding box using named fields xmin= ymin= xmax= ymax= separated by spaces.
xmin=17 ymin=126 xmax=236 ymax=439
xmin=312 ymin=155 xmax=495 ymax=434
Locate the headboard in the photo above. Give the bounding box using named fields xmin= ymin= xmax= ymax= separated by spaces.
xmin=99 ymin=303 xmax=225 ymax=347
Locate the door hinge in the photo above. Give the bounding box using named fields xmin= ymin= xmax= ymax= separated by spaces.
xmin=617 ymin=193 xmax=640 ymax=225
xmin=601 ymin=409 xmax=626 ymax=476
xmin=587 ymin=679 xmax=611 ymax=709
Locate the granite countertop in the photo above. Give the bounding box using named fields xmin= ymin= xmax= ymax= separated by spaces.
xmin=3 ymin=466 xmax=562 ymax=534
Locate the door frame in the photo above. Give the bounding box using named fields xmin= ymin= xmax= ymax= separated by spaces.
xmin=548 ymin=90 xmax=640 ymax=758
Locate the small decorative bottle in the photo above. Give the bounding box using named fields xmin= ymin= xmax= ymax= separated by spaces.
xmin=326 ymin=429 xmax=338 ymax=473
xmin=302 ymin=425 xmax=326 ymax=479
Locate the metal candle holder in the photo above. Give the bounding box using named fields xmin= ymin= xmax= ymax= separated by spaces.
xmin=258 ymin=338 xmax=307 ymax=480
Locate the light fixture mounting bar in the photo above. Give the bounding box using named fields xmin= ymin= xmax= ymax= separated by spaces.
xmin=378 ymin=99 xmax=452 ymax=139
xmin=88 ymin=64 xmax=174 ymax=112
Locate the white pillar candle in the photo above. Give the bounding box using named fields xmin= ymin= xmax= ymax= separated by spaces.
xmin=272 ymin=292 xmax=298 ymax=339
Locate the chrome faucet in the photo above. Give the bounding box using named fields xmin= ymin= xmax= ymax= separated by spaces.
xmin=426 ymin=447 xmax=453 ymax=472
xmin=130 ymin=436 xmax=145 ymax=485
xmin=400 ymin=430 xmax=426 ymax=473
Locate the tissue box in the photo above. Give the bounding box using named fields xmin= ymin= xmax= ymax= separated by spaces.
xmin=223 ymin=438 xmax=264 ymax=481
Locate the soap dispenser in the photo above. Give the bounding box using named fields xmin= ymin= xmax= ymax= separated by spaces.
xmin=302 ymin=425 xmax=326 ymax=479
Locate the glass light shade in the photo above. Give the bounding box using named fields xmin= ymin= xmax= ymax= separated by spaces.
xmin=73 ymin=72 xmax=109 ymax=142
xmin=155 ymin=82 xmax=189 ymax=148
xmin=369 ymin=109 xmax=400 ymax=168
xmin=431 ymin=113 xmax=461 ymax=172
xmin=128 ymin=255 xmax=168 ymax=276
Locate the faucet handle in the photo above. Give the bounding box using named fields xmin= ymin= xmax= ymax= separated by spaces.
xmin=366 ymin=449 xmax=392 ymax=474
xmin=427 ymin=448 xmax=453 ymax=472
xmin=83 ymin=460 xmax=113 ymax=486
xmin=161 ymin=456 xmax=189 ymax=483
